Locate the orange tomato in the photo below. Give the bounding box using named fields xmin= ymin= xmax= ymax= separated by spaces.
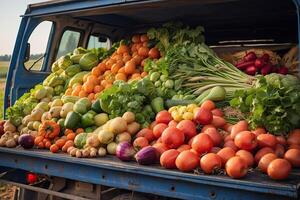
xmin=67 ymin=132 xmax=76 ymax=140
xmin=74 ymin=84 xmax=82 ymax=91
xmin=111 ymin=63 xmax=121 ymax=74
xmin=94 ymin=85 xmax=104 ymax=93
xmin=55 ymin=138 xmax=67 ymax=148
xmin=141 ymin=71 xmax=148 ymax=77
xmin=76 ymin=128 xmax=84 ymax=134
xmin=105 ymin=83 xmax=112 ymax=89
xmin=65 ymin=88 xmax=72 ymax=95
xmin=97 ymin=62 xmax=107 ymax=72
xmin=136 ymin=43 xmax=143 ymax=51
xmin=132 ymin=55 xmax=143 ymax=65
xmin=175 ymin=150 xmax=199 ymax=172
xmin=142 ymin=42 xmax=148 ymax=47
xmin=78 ymin=90 xmax=87 ymax=97
xmin=118 ymin=67 xmax=125 ymax=73
xmin=88 ymin=93 xmax=95 ymax=101
xmin=123 ymin=55 xmax=132 ymax=63
xmin=131 ymin=73 xmax=141 ymax=79
xmin=45 ymin=141 xmax=51 ymax=149
xmin=124 ymin=60 xmax=136 ymax=74
xmin=83 ymin=83 xmax=94 ymax=93
xmin=115 ymin=73 xmax=127 ymax=81
xmin=117 ymin=45 xmax=130 ymax=54
xmin=87 ymin=75 xmax=99 ymax=85
xmin=140 ymin=34 xmax=149 ymax=42
xmin=50 ymin=144 xmax=59 ymax=153
xmin=92 ymin=67 xmax=102 ymax=77
xmin=83 ymin=73 xmax=90 ymax=82
xmin=101 ymin=80 xmax=109 ymax=87
xmin=132 ymin=35 xmax=141 ymax=43
xmin=105 ymin=59 xmax=116 ymax=69
xmin=71 ymin=90 xmax=79 ymax=96
xmin=148 ymin=47 xmax=160 ymax=59
xmin=34 ymin=136 xmax=44 ymax=145
xmin=131 ymin=43 xmax=138 ymax=52
xmin=138 ymin=46 xmax=149 ymax=57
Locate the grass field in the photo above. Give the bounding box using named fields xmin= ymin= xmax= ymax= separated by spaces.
xmin=0 ymin=61 xmax=8 ymax=120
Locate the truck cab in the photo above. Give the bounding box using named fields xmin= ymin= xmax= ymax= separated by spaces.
xmin=2 ymin=0 xmax=300 ymax=199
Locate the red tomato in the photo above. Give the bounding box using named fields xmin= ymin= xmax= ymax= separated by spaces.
xmin=223 ymin=123 xmax=233 ymax=133
xmin=289 ymin=144 xmax=300 ymax=150
xmin=274 ymin=144 xmax=285 ymax=158
xmin=252 ymin=127 xmax=266 ymax=137
xmin=148 ymin=47 xmax=160 ymax=59
xmin=236 ymin=150 xmax=254 ymax=167
xmin=211 ymin=108 xmax=224 ymax=117
xmin=152 ymin=143 xmax=169 ymax=156
xmin=176 ymin=120 xmax=197 ymax=140
xmin=150 ymin=121 xmax=157 ymax=130
xmin=200 ymin=100 xmax=215 ymax=111
xmin=168 ymin=120 xmax=178 ymax=127
xmin=217 ymin=147 xmax=236 ymax=166
xmin=223 ymin=140 xmax=238 ymax=152
xmin=276 ymin=136 xmax=287 ymax=146
xmin=155 ymin=110 xmax=172 ymax=124
xmin=230 ymin=120 xmax=248 ymax=139
xmin=267 ymin=159 xmax=291 ymax=180
xmin=136 ymin=128 xmax=155 ymax=142
xmin=191 ymin=133 xmax=213 ymax=154
xmin=161 ymin=127 xmax=185 ymax=149
xmin=201 ymin=124 xmax=215 ymax=132
xmin=200 ymin=153 xmax=222 ymax=174
xmin=138 ymin=46 xmax=149 ymax=57
xmin=225 ymin=156 xmax=248 ymax=179
xmin=177 ymin=144 xmax=191 ymax=152
xmin=287 ymin=129 xmax=300 ymax=146
xmin=211 ymin=116 xmax=226 ymax=128
xmin=254 ymin=147 xmax=274 ymax=164
xmin=204 ymin=127 xmax=222 ymax=147
xmin=258 ymin=153 xmax=277 ymax=173
xmin=257 ymin=134 xmax=277 ymax=148
xmin=223 ymin=134 xmax=233 ymax=143
xmin=153 ymin=123 xmax=168 ymax=139
xmin=210 ymin=147 xmax=221 ymax=154
xmin=284 ymin=148 xmax=300 ymax=167
xmin=133 ymin=137 xmax=149 ymax=150
xmin=175 ymin=150 xmax=199 ymax=172
xmin=234 ymin=131 xmax=257 ymax=151
xmin=194 ymin=108 xmax=213 ymax=125
xmin=160 ymin=149 xmax=180 ymax=169
xmin=188 ymin=136 xmax=196 ymax=146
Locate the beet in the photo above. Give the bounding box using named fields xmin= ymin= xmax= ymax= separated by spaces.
xmin=261 ymin=65 xmax=272 ymax=75
xmin=261 ymin=54 xmax=270 ymax=62
xmin=245 ymin=66 xmax=256 ymax=76
xmin=278 ymin=67 xmax=289 ymax=75
xmin=236 ymin=61 xmax=255 ymax=70
xmin=18 ymin=134 xmax=34 ymax=149
xmin=254 ymin=58 xmax=264 ymax=69
xmin=244 ymin=52 xmax=257 ymax=61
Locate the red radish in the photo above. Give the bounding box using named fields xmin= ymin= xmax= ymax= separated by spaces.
xmin=278 ymin=66 xmax=288 ymax=75
xmin=244 ymin=52 xmax=257 ymax=61
xmin=261 ymin=64 xmax=271 ymax=75
xmin=254 ymin=58 xmax=264 ymax=69
xmin=261 ymin=53 xmax=270 ymax=62
xmin=271 ymin=66 xmax=278 ymax=73
xmin=236 ymin=61 xmax=255 ymax=70
xmin=245 ymin=66 xmax=256 ymax=75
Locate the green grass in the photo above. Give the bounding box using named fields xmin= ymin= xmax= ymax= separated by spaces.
xmin=0 ymin=61 xmax=9 ymax=79
xmin=0 ymin=90 xmax=3 ymax=120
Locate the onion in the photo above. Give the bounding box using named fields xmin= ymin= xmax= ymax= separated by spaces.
xmin=116 ymin=142 xmax=135 ymax=161
xmin=18 ymin=134 xmax=34 ymax=149
xmin=135 ymin=146 xmax=158 ymax=165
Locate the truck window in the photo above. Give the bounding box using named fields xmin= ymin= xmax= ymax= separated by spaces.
xmin=88 ymin=35 xmax=110 ymax=49
xmin=56 ymin=30 xmax=81 ymax=59
xmin=24 ymin=21 xmax=53 ymax=71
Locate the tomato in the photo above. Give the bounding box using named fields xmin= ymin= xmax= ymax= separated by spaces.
xmin=133 ymin=137 xmax=149 ymax=151
xmin=257 ymin=134 xmax=277 ymax=148
xmin=258 ymin=153 xmax=277 ymax=173
xmin=177 ymin=144 xmax=191 ymax=152
xmin=223 ymin=134 xmax=233 ymax=143
xmin=191 ymin=133 xmax=213 ymax=154
xmin=284 ymin=148 xmax=300 ymax=167
xmin=55 ymin=138 xmax=67 ymax=148
xmin=236 ymin=150 xmax=254 ymax=167
xmin=117 ymin=45 xmax=129 ymax=55
xmin=287 ymin=129 xmax=300 ymax=146
xmin=152 ymin=143 xmax=169 ymax=156
xmin=132 ymin=55 xmax=143 ymax=65
xmin=148 ymin=48 xmax=160 ymax=59
xmin=276 ymin=136 xmax=287 ymax=146
xmin=225 ymin=156 xmax=248 ymax=178
xmin=217 ymin=147 xmax=236 ymax=166
xmin=136 ymin=128 xmax=155 ymax=142
xmin=132 ymin=35 xmax=140 ymax=43
xmin=204 ymin=127 xmax=222 ymax=147
xmin=267 ymin=159 xmax=291 ymax=180
xmin=289 ymin=144 xmax=300 ymax=150
xmin=200 ymin=100 xmax=215 ymax=111
xmin=161 ymin=127 xmax=185 ymax=149
xmin=168 ymin=120 xmax=178 ymax=127
xmin=138 ymin=46 xmax=149 ymax=57
xmin=194 ymin=108 xmax=213 ymax=125
xmin=234 ymin=131 xmax=257 ymax=151
xmin=160 ymin=149 xmax=180 ymax=169
xmin=155 ymin=110 xmax=172 ymax=124
xmin=201 ymin=125 xmax=215 ymax=132
xmin=274 ymin=144 xmax=285 ymax=158
xmin=200 ymin=153 xmax=222 ymax=174
xmin=150 ymin=121 xmax=157 ymax=130
xmin=50 ymin=144 xmax=59 ymax=153
xmin=211 ymin=108 xmax=223 ymax=117
xmin=223 ymin=140 xmax=238 ymax=152
xmin=188 ymin=136 xmax=196 ymax=146
xmin=223 ymin=123 xmax=233 ymax=133
xmin=153 ymin=123 xmax=168 ymax=139
xmin=140 ymin=34 xmax=149 ymax=42
xmin=175 ymin=150 xmax=199 ymax=172
xmin=176 ymin=120 xmax=197 ymax=140
xmin=230 ymin=120 xmax=248 ymax=139
xmin=124 ymin=60 xmax=136 ymax=74
xmin=252 ymin=127 xmax=266 ymax=137
xmin=254 ymin=147 xmax=274 ymax=164
xmin=210 ymin=147 xmax=221 ymax=154
xmin=211 ymin=116 xmax=226 ymax=128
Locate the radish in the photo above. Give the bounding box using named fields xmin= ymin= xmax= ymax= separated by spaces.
xmin=244 ymin=52 xmax=257 ymax=61
xmin=261 ymin=54 xmax=270 ymax=62
xmin=236 ymin=61 xmax=255 ymax=70
xmin=245 ymin=66 xmax=256 ymax=75
xmin=271 ymin=66 xmax=278 ymax=73
xmin=278 ymin=67 xmax=288 ymax=75
xmin=261 ymin=65 xmax=271 ymax=75
xmin=254 ymin=58 xmax=264 ymax=69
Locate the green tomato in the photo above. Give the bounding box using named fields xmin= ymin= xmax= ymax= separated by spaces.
xmin=160 ymin=74 xmax=168 ymax=82
xmin=94 ymin=113 xmax=109 ymax=126
xmin=165 ymin=80 xmax=174 ymax=89
xmin=150 ymin=72 xmax=160 ymax=82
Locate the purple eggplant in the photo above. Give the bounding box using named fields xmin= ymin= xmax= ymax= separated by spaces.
xmin=18 ymin=134 xmax=34 ymax=149
xmin=116 ymin=142 xmax=135 ymax=161
xmin=135 ymin=146 xmax=158 ymax=165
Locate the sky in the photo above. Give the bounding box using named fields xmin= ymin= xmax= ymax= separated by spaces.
xmin=0 ymin=0 xmax=47 ymax=55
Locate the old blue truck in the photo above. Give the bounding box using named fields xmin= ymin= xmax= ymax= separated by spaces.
xmin=1 ymin=0 xmax=300 ymax=199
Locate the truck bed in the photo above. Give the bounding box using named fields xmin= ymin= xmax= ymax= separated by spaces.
xmin=0 ymin=147 xmax=299 ymax=200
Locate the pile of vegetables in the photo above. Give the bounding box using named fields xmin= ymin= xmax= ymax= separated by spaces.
xmin=2 ymin=22 xmax=300 ymax=182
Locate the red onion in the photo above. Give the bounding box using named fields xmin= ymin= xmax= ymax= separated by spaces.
xmin=135 ymin=146 xmax=158 ymax=165
xmin=244 ymin=52 xmax=257 ymax=61
xmin=116 ymin=142 xmax=135 ymax=161
xmin=18 ymin=134 xmax=34 ymax=149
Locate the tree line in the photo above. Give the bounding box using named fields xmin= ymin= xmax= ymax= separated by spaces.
xmin=0 ymin=54 xmax=44 ymax=61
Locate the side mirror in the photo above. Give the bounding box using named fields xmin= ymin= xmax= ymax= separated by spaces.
xmin=24 ymin=43 xmax=30 ymax=62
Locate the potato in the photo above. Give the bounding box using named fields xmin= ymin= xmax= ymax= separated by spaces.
xmin=98 ymin=147 xmax=107 ymax=157
xmin=0 ymin=138 xmax=7 ymax=147
xmin=82 ymin=148 xmax=91 ymax=158
xmin=70 ymin=148 xmax=77 ymax=157
xmin=75 ymin=150 xmax=82 ymax=158
xmin=127 ymin=122 xmax=140 ymax=135
xmin=86 ymin=134 xmax=100 ymax=147
xmin=67 ymin=146 xmax=75 ymax=154
xmin=109 ymin=117 xmax=127 ymax=134
xmin=90 ymin=147 xmax=98 ymax=157
xmin=5 ymin=139 xmax=17 ymax=148
xmin=122 ymin=112 xmax=135 ymax=124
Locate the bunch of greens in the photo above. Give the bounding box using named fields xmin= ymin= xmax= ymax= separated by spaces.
xmin=230 ymin=74 xmax=300 ymax=135
xmin=99 ymin=79 xmax=157 ymax=127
